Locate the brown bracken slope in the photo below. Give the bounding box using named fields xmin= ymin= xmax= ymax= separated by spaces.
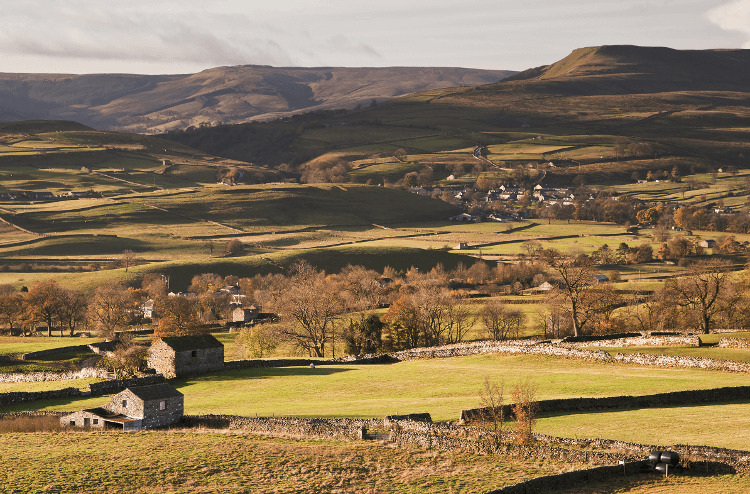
xmin=0 ymin=66 xmax=515 ymax=133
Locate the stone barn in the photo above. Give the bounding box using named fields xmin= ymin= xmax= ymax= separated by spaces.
xmin=147 ymin=334 xmax=224 ymax=378
xmin=61 ymin=383 xmax=183 ymax=432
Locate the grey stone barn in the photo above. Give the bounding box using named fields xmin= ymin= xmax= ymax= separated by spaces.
xmin=147 ymin=334 xmax=224 ymax=378
xmin=60 ymin=383 xmax=184 ymax=432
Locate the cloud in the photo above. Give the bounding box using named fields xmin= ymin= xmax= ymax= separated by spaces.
xmin=327 ymin=34 xmax=382 ymax=58
xmin=0 ymin=2 xmax=298 ymax=69
xmin=708 ymin=0 xmax=750 ymax=47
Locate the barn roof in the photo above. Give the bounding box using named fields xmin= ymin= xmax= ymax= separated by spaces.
xmin=157 ymin=334 xmax=224 ymax=352
xmin=127 ymin=383 xmax=183 ymax=402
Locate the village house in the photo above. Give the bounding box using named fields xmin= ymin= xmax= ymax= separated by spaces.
xmin=231 ymin=305 xmax=260 ymax=324
xmin=147 ymin=334 xmax=224 ymax=378
xmin=60 ymin=383 xmax=183 ymax=432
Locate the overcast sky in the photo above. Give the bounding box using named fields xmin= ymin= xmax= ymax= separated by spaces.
xmin=1 ymin=0 xmax=749 ymax=74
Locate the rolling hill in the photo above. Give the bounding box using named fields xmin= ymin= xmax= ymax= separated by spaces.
xmin=164 ymin=45 xmax=750 ymax=184
xmin=0 ymin=66 xmax=515 ymax=134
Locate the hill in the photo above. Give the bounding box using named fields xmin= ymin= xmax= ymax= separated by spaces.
xmin=0 ymin=66 xmax=515 ymax=133
xmin=165 ymin=45 xmax=750 ymax=187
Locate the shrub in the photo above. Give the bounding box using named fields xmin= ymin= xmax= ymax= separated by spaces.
xmin=511 ymin=379 xmax=539 ymax=445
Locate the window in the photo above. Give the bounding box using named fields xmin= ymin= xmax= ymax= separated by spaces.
xmin=70 ymin=420 xmax=75 ymax=426
xmin=122 ymin=400 xmax=127 ymax=408
xmin=160 ymin=400 xmax=166 ymax=410
xmin=191 ymin=350 xmax=198 ymax=358
xmin=93 ymin=419 xmax=99 ymax=425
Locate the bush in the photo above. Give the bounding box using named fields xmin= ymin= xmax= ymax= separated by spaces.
xmin=226 ymin=239 xmax=244 ymax=255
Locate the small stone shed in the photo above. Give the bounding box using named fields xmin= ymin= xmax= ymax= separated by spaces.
xmin=147 ymin=334 xmax=224 ymax=378
xmin=60 ymin=383 xmax=183 ymax=432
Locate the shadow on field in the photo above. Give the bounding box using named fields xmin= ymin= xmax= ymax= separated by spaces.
xmin=172 ymin=365 xmax=355 ymax=386
xmin=538 ymin=399 xmax=750 ymax=420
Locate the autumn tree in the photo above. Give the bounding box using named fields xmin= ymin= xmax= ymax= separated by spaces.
xmin=0 ymin=286 xmax=24 ymax=335
xmin=25 ymin=280 xmax=65 ymax=337
xmin=88 ymin=282 xmax=140 ymax=339
xmin=58 ymin=288 xmax=88 ymax=336
xmin=234 ymin=324 xmax=279 ymax=359
xmin=226 ymin=239 xmax=244 ymax=255
xmin=154 ymin=296 xmax=201 ymax=338
xmin=189 ymin=273 xmax=224 ymax=294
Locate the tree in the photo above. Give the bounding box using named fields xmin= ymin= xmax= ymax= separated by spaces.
xmin=479 ymin=377 xmax=505 ymax=448
xmin=226 ymin=239 xmax=244 ymax=255
xmin=382 ymin=295 xmax=422 ymax=350
xmin=88 ymin=282 xmax=139 ymax=339
xmin=342 ymin=314 xmax=383 ymax=355
xmin=234 ymin=325 xmax=279 ymax=359
xmin=122 ymin=250 xmax=137 ymax=272
xmin=480 ymin=300 xmax=524 ymax=341
xmin=25 ymin=280 xmax=65 ymax=337
xmin=59 ymin=289 xmax=88 ymax=336
xmin=189 ymin=273 xmax=223 ymax=293
xmin=154 ymin=296 xmax=201 ymax=337
xmin=0 ymin=287 xmax=23 ymax=335
xmin=142 ymin=273 xmax=169 ymax=299
xmin=511 ymin=379 xmax=539 ymax=445
xmin=540 ymin=249 xmax=599 ymax=337
xmin=665 ymin=259 xmax=734 ymax=334
xmin=273 ymin=261 xmax=343 ymax=358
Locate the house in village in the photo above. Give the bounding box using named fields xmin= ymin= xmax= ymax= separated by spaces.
xmin=60 ymin=383 xmax=183 ymax=432
xmin=231 ymin=305 xmax=260 ymax=324
xmin=147 ymin=334 xmax=224 ymax=378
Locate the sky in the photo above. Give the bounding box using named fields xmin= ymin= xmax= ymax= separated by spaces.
xmin=1 ymin=0 xmax=749 ymax=75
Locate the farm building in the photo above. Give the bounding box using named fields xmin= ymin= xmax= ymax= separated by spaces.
xmin=147 ymin=334 xmax=224 ymax=378
xmin=231 ymin=306 xmax=260 ymax=324
xmin=699 ymin=239 xmax=716 ymax=248
xmin=60 ymin=383 xmax=183 ymax=431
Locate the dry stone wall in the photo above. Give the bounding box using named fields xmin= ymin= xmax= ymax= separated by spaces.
xmin=0 ymin=375 xmax=165 ymax=407
xmin=0 ymin=368 xmax=109 ymax=383
xmin=718 ymin=338 xmax=750 ymax=348
xmin=460 ymin=386 xmax=750 ymax=422
xmin=181 ymin=414 xmax=382 ymax=440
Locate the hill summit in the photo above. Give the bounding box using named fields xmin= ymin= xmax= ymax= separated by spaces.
xmin=503 ymin=45 xmax=750 ymax=93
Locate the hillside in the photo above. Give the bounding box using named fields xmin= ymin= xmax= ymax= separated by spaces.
xmin=165 ymin=45 xmax=750 ymax=186
xmin=0 ymin=66 xmax=515 ymax=133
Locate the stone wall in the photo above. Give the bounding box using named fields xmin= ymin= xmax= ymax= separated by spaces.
xmin=180 ymin=414 xmax=381 ymax=441
xmin=340 ymin=340 xmax=750 ymax=374
xmin=460 ymin=386 xmax=750 ymax=423
xmin=0 ymin=375 xmax=166 ymax=407
xmin=718 ymin=338 xmax=750 ymax=349
xmin=21 ymin=344 xmax=93 ymax=360
xmin=0 ymin=367 xmax=110 ymax=383
xmin=574 ymin=336 xmax=700 ymax=348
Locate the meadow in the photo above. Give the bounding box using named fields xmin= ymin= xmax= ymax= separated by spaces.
xmin=0 ymin=431 xmax=573 ymax=494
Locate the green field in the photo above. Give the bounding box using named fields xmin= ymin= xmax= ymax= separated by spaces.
xmin=12 ymin=354 xmax=750 ymax=429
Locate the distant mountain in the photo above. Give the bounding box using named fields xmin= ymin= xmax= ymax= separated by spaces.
xmin=502 ymin=45 xmax=750 ymax=93
xmin=0 ymin=66 xmax=515 ymax=133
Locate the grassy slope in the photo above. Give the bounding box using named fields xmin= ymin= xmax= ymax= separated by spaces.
xmin=0 ymin=432 xmax=565 ymax=494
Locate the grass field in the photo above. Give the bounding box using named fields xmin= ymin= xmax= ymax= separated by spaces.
xmin=12 ymin=354 xmax=750 ymax=425
xmin=554 ymin=474 xmax=750 ymax=494
xmin=0 ymin=431 xmax=573 ymax=494
xmin=536 ymin=401 xmax=750 ymax=451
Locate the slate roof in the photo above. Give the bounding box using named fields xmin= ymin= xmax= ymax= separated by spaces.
xmin=157 ymin=334 xmax=224 ymax=352
xmin=127 ymin=383 xmax=183 ymax=402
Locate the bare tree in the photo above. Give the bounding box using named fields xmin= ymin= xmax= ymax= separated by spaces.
xmin=665 ymin=259 xmax=734 ymax=333
xmin=540 ymin=249 xmax=599 ymax=337
xmin=479 ymin=376 xmax=505 ymax=448
xmin=273 ymin=261 xmax=343 ymax=358
xmin=481 ymin=299 xmax=524 ymax=341
xmin=511 ymin=379 xmax=539 ymax=445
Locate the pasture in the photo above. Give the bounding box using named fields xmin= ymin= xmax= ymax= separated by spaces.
xmin=0 ymin=432 xmax=570 ymax=494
